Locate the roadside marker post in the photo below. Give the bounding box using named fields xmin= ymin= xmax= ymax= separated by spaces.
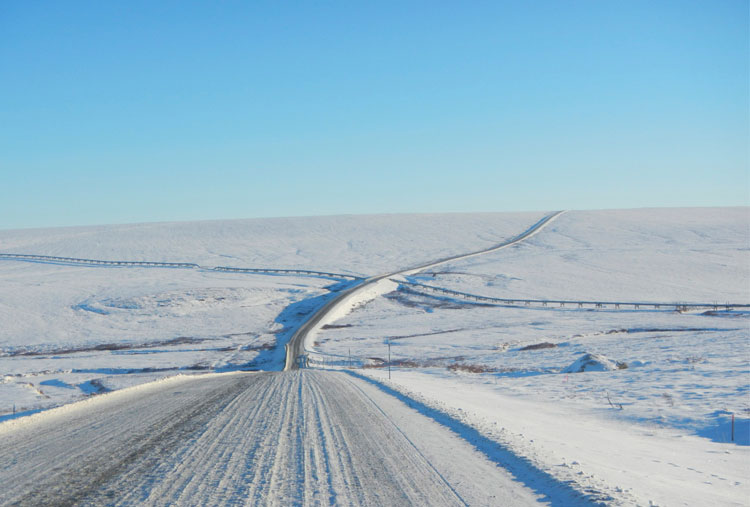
xmin=388 ymin=339 xmax=391 ymax=380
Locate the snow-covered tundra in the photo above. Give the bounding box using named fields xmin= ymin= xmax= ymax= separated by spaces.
xmin=0 ymin=207 xmax=747 ymax=505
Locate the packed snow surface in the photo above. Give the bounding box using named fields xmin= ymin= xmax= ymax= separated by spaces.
xmin=0 ymin=371 xmax=544 ymax=505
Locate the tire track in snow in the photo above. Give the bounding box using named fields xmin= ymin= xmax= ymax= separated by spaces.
xmin=338 ymin=373 xmax=468 ymax=505
xmin=2 ymin=374 xmax=256 ymax=506
xmin=0 ymin=371 xmax=541 ymax=506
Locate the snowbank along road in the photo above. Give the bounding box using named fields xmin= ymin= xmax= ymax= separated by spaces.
xmin=0 ymin=371 xmax=544 ymax=506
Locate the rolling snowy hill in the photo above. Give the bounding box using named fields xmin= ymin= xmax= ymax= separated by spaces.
xmin=1 ymin=207 xmax=747 ymax=505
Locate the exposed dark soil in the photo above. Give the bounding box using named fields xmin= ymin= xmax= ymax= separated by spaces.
xmin=240 ymin=342 xmax=276 ymax=351
xmin=5 ymin=336 xmax=208 ymax=357
xmin=447 ymin=363 xmax=495 ymax=373
xmin=387 ymin=328 xmax=466 ymax=341
xmin=321 ymin=324 xmax=354 ymax=329
xmin=702 ymin=310 xmax=749 ymax=317
xmin=519 ymin=342 xmax=557 ymax=351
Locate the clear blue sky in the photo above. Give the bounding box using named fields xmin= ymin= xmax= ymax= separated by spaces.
xmin=1 ymin=1 xmax=747 ymax=229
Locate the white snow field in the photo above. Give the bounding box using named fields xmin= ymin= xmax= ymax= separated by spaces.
xmin=0 ymin=211 xmax=544 ymax=417
xmin=310 ymin=207 xmax=750 ymax=506
xmin=0 ymin=207 xmax=748 ymax=505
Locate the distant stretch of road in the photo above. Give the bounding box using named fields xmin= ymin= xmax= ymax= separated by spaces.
xmin=284 ymin=211 xmax=565 ymax=370
xmin=0 ymin=371 xmax=539 ymax=506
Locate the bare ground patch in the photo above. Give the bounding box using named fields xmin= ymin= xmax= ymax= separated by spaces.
xmin=519 ymin=342 xmax=557 ymax=351
xmin=447 ymin=362 xmax=496 ymax=373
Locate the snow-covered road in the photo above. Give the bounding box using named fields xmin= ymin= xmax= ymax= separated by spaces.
xmin=286 ymin=211 xmax=566 ymax=370
xmin=0 ymin=370 xmax=541 ymax=506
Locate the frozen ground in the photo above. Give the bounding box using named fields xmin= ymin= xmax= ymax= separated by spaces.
xmin=0 ymin=211 xmax=543 ymax=417
xmin=308 ymin=208 xmax=750 ymax=506
xmin=0 ymin=207 xmax=747 ymax=505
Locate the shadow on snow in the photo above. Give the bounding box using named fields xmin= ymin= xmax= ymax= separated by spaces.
xmin=218 ymin=279 xmax=363 ymax=372
xmin=345 ymin=370 xmax=614 ymax=506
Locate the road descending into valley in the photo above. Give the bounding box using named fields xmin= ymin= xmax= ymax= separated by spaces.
xmin=0 ymin=214 xmax=571 ymax=505
xmin=0 ymin=371 xmax=540 ymax=506
xmin=285 ymin=211 xmax=565 ymax=369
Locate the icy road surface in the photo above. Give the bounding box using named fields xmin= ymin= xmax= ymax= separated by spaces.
xmin=0 ymin=370 xmax=540 ymax=506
